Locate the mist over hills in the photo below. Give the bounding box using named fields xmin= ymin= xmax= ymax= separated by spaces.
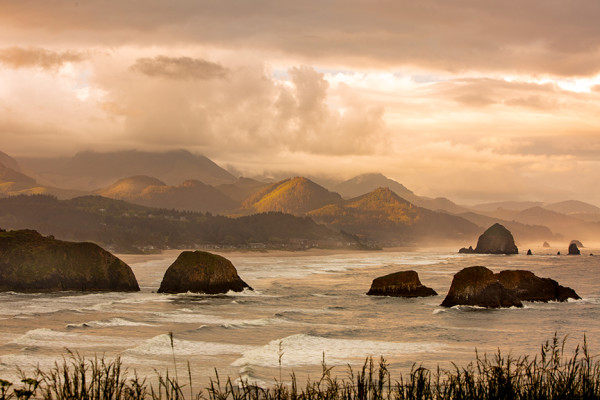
xmin=2 ymin=148 xmax=599 ymax=248
xmin=308 ymin=187 xmax=480 ymax=244
xmin=18 ymin=149 xmax=237 ymax=190
xmin=96 ymin=175 xmax=238 ymax=214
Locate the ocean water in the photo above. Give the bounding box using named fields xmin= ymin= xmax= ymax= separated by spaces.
xmin=1 ymin=246 xmax=599 ymax=387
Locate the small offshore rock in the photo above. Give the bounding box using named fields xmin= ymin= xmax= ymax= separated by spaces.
xmin=158 ymin=250 xmax=252 ymax=294
xmin=527 ymin=249 xmax=532 ymax=255
xmin=568 ymin=242 xmax=581 ymax=255
xmin=543 ymin=241 xmax=550 ymax=248
xmin=367 ymin=270 xmax=437 ymax=297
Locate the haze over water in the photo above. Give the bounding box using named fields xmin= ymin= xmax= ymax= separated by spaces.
xmin=1 ymin=247 xmax=598 ymax=387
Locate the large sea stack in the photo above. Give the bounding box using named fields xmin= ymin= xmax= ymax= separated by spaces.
xmin=367 ymin=270 xmax=437 ymax=297
xmin=158 ymin=251 xmax=252 ymax=294
xmin=441 ymin=266 xmax=580 ymax=308
xmin=0 ymin=229 xmax=139 ymax=292
xmin=475 ymin=223 xmax=518 ymax=254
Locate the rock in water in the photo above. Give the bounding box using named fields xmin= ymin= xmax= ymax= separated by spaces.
xmin=0 ymin=229 xmax=139 ymax=292
xmin=458 ymin=246 xmax=475 ymax=254
xmin=497 ymin=270 xmax=580 ymax=302
xmin=367 ymin=270 xmax=437 ymax=297
xmin=441 ymin=266 xmax=580 ymax=308
xmin=441 ymin=266 xmax=523 ymax=308
xmin=568 ymin=242 xmax=581 ymax=255
xmin=527 ymin=249 xmax=532 ymax=255
xmin=158 ymin=251 xmax=252 ymax=294
xmin=474 ymin=223 xmax=518 ymax=254
xmin=543 ymin=241 xmax=550 ymax=248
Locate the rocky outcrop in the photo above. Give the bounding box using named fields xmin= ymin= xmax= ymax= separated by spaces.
xmin=441 ymin=266 xmax=580 ymax=308
xmin=441 ymin=266 xmax=522 ymax=308
xmin=497 ymin=270 xmax=580 ymax=302
xmin=475 ymin=223 xmax=518 ymax=254
xmin=367 ymin=270 xmax=437 ymax=297
xmin=543 ymin=241 xmax=550 ymax=248
xmin=568 ymin=241 xmax=581 ymax=255
xmin=458 ymin=246 xmax=475 ymax=254
xmin=458 ymin=223 xmax=518 ymax=255
xmin=158 ymin=251 xmax=252 ymax=294
xmin=0 ymin=229 xmax=139 ymax=292
xmin=527 ymin=249 xmax=532 ymax=255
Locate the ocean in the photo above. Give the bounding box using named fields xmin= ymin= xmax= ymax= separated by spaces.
xmin=1 ymin=246 xmax=599 ymax=388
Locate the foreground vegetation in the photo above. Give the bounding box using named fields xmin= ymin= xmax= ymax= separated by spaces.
xmin=1 ymin=335 xmax=599 ymax=400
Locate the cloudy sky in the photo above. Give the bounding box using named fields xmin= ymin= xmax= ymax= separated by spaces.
xmin=1 ymin=1 xmax=599 ymax=205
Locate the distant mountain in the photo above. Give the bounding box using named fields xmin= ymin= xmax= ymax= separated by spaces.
xmin=308 ymin=187 xmax=479 ymax=244
xmin=96 ymin=175 xmax=238 ymax=214
xmin=471 ymin=201 xmax=543 ymax=212
xmin=329 ymin=173 xmax=469 ymax=214
xmin=512 ymin=206 xmax=600 ymax=241
xmin=457 ymin=212 xmax=555 ymax=244
xmin=544 ymin=200 xmax=600 ymax=215
xmin=97 ymin=175 xmax=167 ymax=198
xmin=0 ymin=195 xmax=364 ymax=253
xmin=241 ymin=177 xmax=342 ymax=216
xmin=0 ymin=151 xmax=21 ymax=171
xmin=0 ymin=161 xmax=83 ymax=199
xmin=332 ymin=173 xmax=418 ymax=201
xmin=18 ymin=149 xmax=237 ymax=191
xmin=216 ymin=177 xmax=271 ymax=203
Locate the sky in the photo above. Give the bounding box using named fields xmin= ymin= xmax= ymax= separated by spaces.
xmin=1 ymin=0 xmax=600 ymax=205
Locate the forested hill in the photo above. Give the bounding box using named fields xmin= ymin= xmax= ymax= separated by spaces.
xmin=0 ymin=195 xmax=365 ymax=253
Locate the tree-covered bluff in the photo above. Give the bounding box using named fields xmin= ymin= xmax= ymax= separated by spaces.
xmin=0 ymin=195 xmax=364 ymax=253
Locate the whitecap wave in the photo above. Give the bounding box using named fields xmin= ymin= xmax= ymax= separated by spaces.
xmin=9 ymin=328 xmax=140 ymax=349
xmin=125 ymin=334 xmax=255 ymax=357
xmin=231 ymin=334 xmax=446 ymax=368
xmin=66 ymin=318 xmax=155 ymax=329
xmin=151 ymin=311 xmax=288 ymax=328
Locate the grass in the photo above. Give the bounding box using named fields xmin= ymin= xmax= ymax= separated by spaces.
xmin=1 ymin=335 xmax=599 ymax=400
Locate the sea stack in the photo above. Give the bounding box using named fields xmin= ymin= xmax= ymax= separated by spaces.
xmin=568 ymin=241 xmax=581 ymax=255
xmin=367 ymin=270 xmax=437 ymax=297
xmin=474 ymin=223 xmax=518 ymax=254
xmin=441 ymin=266 xmax=580 ymax=308
xmin=158 ymin=251 xmax=252 ymax=294
xmin=0 ymin=229 xmax=139 ymax=292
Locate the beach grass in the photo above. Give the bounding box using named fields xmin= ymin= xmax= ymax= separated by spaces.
xmin=1 ymin=335 xmax=599 ymax=400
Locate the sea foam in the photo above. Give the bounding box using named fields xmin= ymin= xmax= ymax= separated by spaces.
xmin=231 ymin=334 xmax=446 ymax=367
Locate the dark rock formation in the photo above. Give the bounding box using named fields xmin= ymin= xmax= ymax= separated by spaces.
xmin=568 ymin=242 xmax=581 ymax=255
xmin=441 ymin=266 xmax=580 ymax=308
xmin=441 ymin=266 xmax=523 ymax=308
xmin=158 ymin=251 xmax=252 ymax=294
xmin=458 ymin=246 xmax=475 ymax=254
xmin=497 ymin=270 xmax=580 ymax=302
xmin=543 ymin=241 xmax=550 ymax=248
xmin=527 ymin=249 xmax=532 ymax=255
xmin=475 ymin=223 xmax=518 ymax=254
xmin=367 ymin=270 xmax=437 ymax=297
xmin=0 ymin=229 xmax=139 ymax=292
